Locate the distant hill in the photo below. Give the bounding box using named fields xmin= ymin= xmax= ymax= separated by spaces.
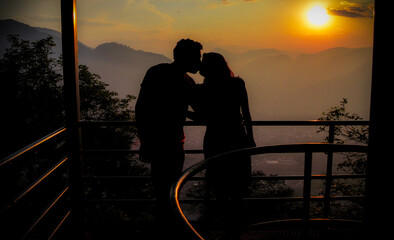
xmin=217 ymin=46 xmax=372 ymax=120
xmin=0 ymin=19 xmax=92 ymax=57
xmin=1 ymin=19 xmax=372 ymax=120
xmin=80 ymin=42 xmax=171 ymax=97
xmin=0 ymin=19 xmax=171 ymax=97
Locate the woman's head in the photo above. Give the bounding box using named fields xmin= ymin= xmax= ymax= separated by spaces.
xmin=199 ymin=52 xmax=234 ymax=79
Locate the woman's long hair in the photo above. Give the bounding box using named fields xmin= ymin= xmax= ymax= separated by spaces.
xmin=201 ymin=52 xmax=234 ymax=82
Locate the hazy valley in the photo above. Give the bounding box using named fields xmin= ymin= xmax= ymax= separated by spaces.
xmin=1 ymin=19 xmax=369 ymax=195
xmin=1 ymin=19 xmax=372 ymax=122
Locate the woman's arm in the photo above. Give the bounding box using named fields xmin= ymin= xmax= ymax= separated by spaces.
xmin=186 ymin=110 xmax=201 ymax=121
xmin=240 ymin=80 xmax=256 ymax=147
xmin=188 ymin=84 xmax=205 ymax=122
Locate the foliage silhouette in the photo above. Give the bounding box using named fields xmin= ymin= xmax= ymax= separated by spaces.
xmin=0 ymin=35 xmax=64 ymax=158
xmin=0 ymin=35 xmax=151 ymax=238
xmin=318 ymin=98 xmax=368 ymax=175
xmin=317 ymin=98 xmax=367 ymax=219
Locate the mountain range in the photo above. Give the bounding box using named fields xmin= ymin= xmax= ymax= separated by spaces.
xmin=0 ymin=19 xmax=171 ymax=98
xmin=0 ymin=19 xmax=373 ymax=120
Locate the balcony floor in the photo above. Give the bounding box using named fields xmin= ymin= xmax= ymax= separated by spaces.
xmin=71 ymin=220 xmax=366 ymax=240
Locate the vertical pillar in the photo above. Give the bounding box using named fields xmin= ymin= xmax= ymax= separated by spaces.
xmin=367 ymin=1 xmax=389 ymax=238
xmin=323 ymin=125 xmax=335 ymax=218
xmin=302 ymin=151 xmax=313 ymax=240
xmin=60 ymin=0 xmax=83 ymax=238
xmin=303 ymin=151 xmax=312 ymax=221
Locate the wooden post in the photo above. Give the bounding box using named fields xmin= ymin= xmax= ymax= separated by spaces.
xmin=303 ymin=151 xmax=312 ymax=221
xmin=367 ymin=1 xmax=390 ymax=238
xmin=60 ymin=0 xmax=83 ymax=238
xmin=323 ymin=125 xmax=335 ymax=218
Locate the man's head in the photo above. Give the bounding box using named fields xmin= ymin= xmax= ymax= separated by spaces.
xmin=173 ymin=39 xmax=202 ymax=74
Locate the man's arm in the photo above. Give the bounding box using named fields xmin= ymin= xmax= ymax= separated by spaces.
xmin=135 ymin=67 xmax=158 ymax=142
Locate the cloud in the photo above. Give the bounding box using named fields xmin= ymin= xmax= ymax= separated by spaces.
xmin=206 ymin=0 xmax=257 ymax=9
xmin=125 ymin=0 xmax=174 ymax=29
xmin=78 ymin=18 xmax=117 ymax=27
xmin=327 ymin=1 xmax=373 ymax=18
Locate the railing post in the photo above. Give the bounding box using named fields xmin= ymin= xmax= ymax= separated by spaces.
xmin=323 ymin=124 xmax=335 ymax=217
xmin=303 ymin=151 xmax=313 ymax=221
xmin=302 ymin=151 xmax=313 ymax=240
xmin=60 ymin=0 xmax=83 ymax=238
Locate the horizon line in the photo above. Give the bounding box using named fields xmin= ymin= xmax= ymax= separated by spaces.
xmin=1 ymin=18 xmax=373 ymax=58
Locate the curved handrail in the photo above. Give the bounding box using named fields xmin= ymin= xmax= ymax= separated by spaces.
xmin=170 ymin=143 xmax=368 ymax=240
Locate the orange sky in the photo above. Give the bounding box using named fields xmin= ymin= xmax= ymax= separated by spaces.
xmin=1 ymin=0 xmax=374 ymax=56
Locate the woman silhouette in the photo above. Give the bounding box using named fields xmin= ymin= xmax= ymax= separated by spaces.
xmin=194 ymin=52 xmax=256 ymax=203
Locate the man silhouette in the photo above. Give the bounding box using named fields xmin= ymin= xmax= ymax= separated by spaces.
xmin=135 ymin=39 xmax=202 ymax=234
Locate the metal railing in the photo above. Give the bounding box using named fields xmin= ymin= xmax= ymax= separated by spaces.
xmin=0 ymin=127 xmax=69 ymax=240
xmin=79 ymin=120 xmax=369 ymax=155
xmin=79 ymin=120 xmax=368 ymax=205
xmin=1 ymin=120 xmax=369 ymax=239
xmin=79 ymin=120 xmax=369 ymax=239
xmin=170 ymin=143 xmax=368 ymax=240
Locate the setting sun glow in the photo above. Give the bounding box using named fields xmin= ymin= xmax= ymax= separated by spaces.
xmin=307 ymin=6 xmax=330 ymax=27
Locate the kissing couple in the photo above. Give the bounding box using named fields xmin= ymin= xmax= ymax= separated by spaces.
xmin=135 ymin=38 xmax=256 ymax=237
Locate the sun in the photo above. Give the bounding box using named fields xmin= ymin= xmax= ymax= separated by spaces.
xmin=307 ymin=6 xmax=330 ymax=27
